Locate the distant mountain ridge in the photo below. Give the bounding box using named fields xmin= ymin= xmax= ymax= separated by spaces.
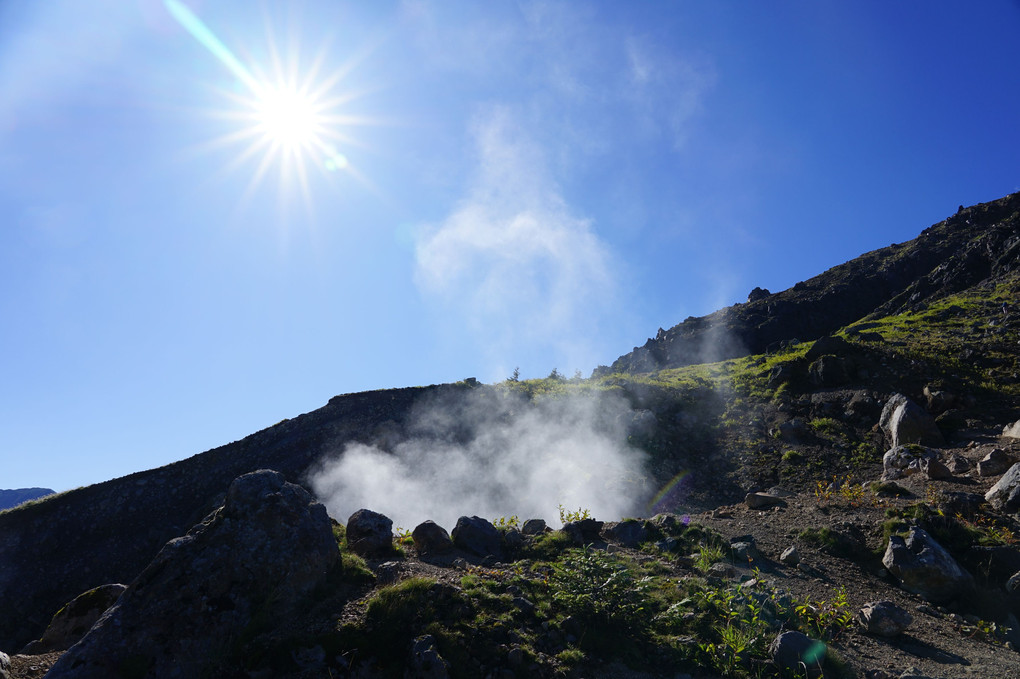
xmin=598 ymin=192 xmax=1020 ymax=375
xmin=0 ymin=488 xmax=54 ymax=511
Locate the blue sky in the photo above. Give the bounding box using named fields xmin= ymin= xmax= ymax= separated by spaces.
xmin=2 ymin=1 xmax=1018 ymax=492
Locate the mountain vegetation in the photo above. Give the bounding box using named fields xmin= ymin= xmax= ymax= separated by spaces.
xmin=2 ymin=192 xmax=1020 ymax=678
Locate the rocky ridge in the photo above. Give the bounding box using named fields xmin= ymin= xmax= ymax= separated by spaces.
xmin=598 ymin=193 xmax=1020 ymax=376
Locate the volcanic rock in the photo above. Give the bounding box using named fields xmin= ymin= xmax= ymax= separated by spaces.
xmin=771 ymin=630 xmax=826 ymax=678
xmin=976 ymin=448 xmax=1014 ymax=477
xmin=882 ymin=527 xmax=973 ymax=603
xmin=880 ymin=394 xmax=944 ymax=449
xmin=985 ymin=462 xmax=1020 ymax=511
xmin=451 ymin=516 xmax=503 ymax=558
xmin=45 ymin=470 xmax=338 ymax=679
xmin=347 ymin=508 xmax=395 ymax=557
xmin=412 ymin=520 xmax=454 ymax=556
xmin=20 ymin=583 xmax=126 ymax=654
xmin=856 ymin=601 xmax=913 ymax=637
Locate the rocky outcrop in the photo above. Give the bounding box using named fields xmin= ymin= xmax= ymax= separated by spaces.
xmin=882 ymin=527 xmax=973 ymax=603
xmin=46 ymin=470 xmax=338 ymax=679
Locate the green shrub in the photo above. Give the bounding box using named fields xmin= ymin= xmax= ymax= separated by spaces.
xmin=551 ymin=546 xmax=652 ymax=631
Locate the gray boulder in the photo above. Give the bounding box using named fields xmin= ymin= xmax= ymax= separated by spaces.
xmin=880 ymin=394 xmax=944 ymax=448
xmin=521 ymin=518 xmax=547 ymax=535
xmin=451 ymin=516 xmax=502 ymax=558
xmin=985 ymin=462 xmax=1020 ymax=511
xmin=412 ymin=521 xmax=454 ymax=557
xmin=977 ymin=449 xmax=1015 ymax=477
xmin=780 ymin=546 xmax=801 ymax=567
xmin=882 ymin=444 xmax=937 ymax=481
xmin=21 ymin=583 xmax=126 ymax=654
xmin=882 ymin=527 xmax=972 ymax=603
xmin=347 ymin=508 xmax=395 ymax=557
xmin=0 ymin=651 xmax=9 ymax=679
xmin=46 ymin=470 xmax=339 ymax=679
xmin=770 ymin=630 xmax=826 ymax=678
xmin=856 ymin=601 xmax=912 ymax=637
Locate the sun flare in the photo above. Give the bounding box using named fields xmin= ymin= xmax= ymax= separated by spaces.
xmin=166 ymin=0 xmax=369 ymax=212
xmin=254 ymin=85 xmax=321 ymax=150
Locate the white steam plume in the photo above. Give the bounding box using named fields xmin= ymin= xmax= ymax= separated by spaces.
xmin=413 ymin=106 xmax=618 ymax=376
xmin=309 ymin=387 xmax=650 ymax=531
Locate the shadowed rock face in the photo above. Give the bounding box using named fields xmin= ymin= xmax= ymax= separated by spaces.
xmin=598 ymin=192 xmax=1020 ymax=375
xmin=46 ymin=470 xmax=338 ymax=679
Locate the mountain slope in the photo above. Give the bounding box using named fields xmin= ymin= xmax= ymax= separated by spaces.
xmin=2 ymin=192 xmax=1020 ymax=672
xmin=599 ymin=192 xmax=1020 ymax=375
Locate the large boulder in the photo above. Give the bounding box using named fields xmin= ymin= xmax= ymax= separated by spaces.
xmin=451 ymin=516 xmax=502 ymax=558
xmin=412 ymin=520 xmax=454 ymax=556
xmin=346 ymin=508 xmax=395 ymax=557
xmin=985 ymin=463 xmax=1020 ymax=512
xmin=880 ymin=394 xmax=944 ymax=448
xmin=46 ymin=470 xmax=339 ymax=679
xmin=882 ymin=527 xmax=972 ymax=603
xmin=20 ymin=583 xmax=126 ymax=654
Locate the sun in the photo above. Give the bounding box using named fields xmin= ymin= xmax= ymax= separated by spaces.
xmin=253 ymin=84 xmax=321 ymax=150
xmin=166 ymin=0 xmax=365 ymax=210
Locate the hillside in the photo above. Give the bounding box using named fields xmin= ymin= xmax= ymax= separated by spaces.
xmin=2 ymin=192 xmax=1020 ymax=678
